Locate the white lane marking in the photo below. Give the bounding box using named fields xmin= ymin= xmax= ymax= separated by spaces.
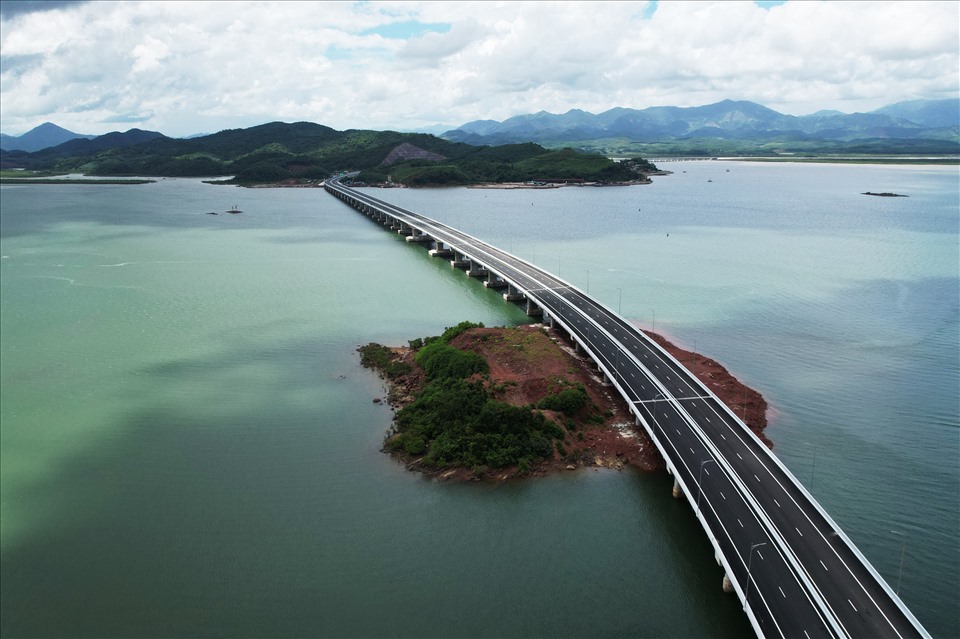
xmin=804 ymin=632 xmax=811 ymax=639
xmin=720 ymin=433 xmax=726 ymax=440
xmin=757 ymin=551 xmax=763 ymax=560
xmin=720 ymin=492 xmax=726 ymax=500
xmin=736 ymin=453 xmax=743 ymax=460
xmin=774 ymin=499 xmax=781 ymax=507
xmin=738 ymin=519 xmax=744 ymax=528
xmin=820 ymin=560 xmax=829 ymax=571
xmin=848 ymin=599 xmax=857 ymax=612
xmin=796 ymin=527 xmax=804 ymax=537
xmin=754 ymin=474 xmax=760 ymax=482
xmin=780 ymin=587 xmax=786 ymax=598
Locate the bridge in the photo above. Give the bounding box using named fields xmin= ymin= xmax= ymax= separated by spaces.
xmin=324 ymin=177 xmax=931 ymax=639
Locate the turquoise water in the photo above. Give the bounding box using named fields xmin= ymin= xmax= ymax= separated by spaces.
xmin=1 ymin=162 xmax=957 ymax=637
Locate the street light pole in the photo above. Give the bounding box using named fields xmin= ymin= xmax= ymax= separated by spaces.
xmin=696 ymin=459 xmax=717 ymax=517
xmin=804 ymin=442 xmax=818 ymax=490
xmin=745 ymin=541 xmax=768 ymax=607
xmin=891 ymin=530 xmax=906 ymax=594
xmin=617 ymin=287 xmax=622 ymax=315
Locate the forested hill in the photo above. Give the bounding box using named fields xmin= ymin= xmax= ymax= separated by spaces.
xmin=0 ymin=121 xmax=653 ymax=186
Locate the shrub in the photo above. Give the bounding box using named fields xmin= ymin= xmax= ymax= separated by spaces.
xmin=538 ymin=385 xmax=589 ymax=417
xmin=440 ymin=321 xmax=484 ymax=343
xmin=415 ymin=342 xmax=488 ymax=380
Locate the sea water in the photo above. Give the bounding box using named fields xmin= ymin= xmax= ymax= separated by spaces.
xmin=1 ymin=161 xmax=956 ymax=637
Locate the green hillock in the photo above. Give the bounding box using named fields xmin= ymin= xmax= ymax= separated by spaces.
xmin=360 ymin=321 xmax=577 ymax=473
xmin=3 ymin=120 xmax=659 ymax=187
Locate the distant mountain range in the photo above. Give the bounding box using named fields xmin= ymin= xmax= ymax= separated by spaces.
xmin=441 ymin=99 xmax=959 ymax=155
xmin=1 ymin=121 xmax=646 ymax=186
xmin=0 ymin=122 xmax=96 ymax=152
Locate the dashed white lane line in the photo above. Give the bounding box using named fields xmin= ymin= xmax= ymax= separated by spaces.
xmin=820 ymin=560 xmax=829 ymax=571
xmin=720 ymin=492 xmax=726 ymax=500
xmin=754 ymin=474 xmax=760 ymax=482
xmin=796 ymin=527 xmax=804 ymax=537
xmin=774 ymin=499 xmax=781 ymax=507
xmin=738 ymin=519 xmax=744 ymax=528
xmin=779 ymin=587 xmax=786 ymax=598
xmin=737 ymin=453 xmax=743 ymax=460
xmin=848 ymin=599 xmax=858 ymax=612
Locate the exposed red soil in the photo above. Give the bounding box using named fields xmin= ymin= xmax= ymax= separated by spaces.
xmin=369 ymin=324 xmax=770 ymax=481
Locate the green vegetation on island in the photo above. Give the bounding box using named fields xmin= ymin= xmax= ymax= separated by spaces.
xmin=1 ymin=122 xmax=659 ymax=187
xmin=359 ymin=321 xmax=605 ymax=475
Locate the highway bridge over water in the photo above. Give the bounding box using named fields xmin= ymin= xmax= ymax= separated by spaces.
xmin=325 ymin=176 xmax=931 ymax=639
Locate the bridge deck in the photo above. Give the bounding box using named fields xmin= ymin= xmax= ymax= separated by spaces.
xmin=325 ymin=177 xmax=930 ymax=639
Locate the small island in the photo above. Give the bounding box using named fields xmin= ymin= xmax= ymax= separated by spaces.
xmin=359 ymin=321 xmax=769 ymax=481
xmin=862 ymin=191 xmax=908 ymax=197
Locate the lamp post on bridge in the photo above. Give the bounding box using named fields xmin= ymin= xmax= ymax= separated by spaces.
xmin=696 ymin=458 xmax=717 ymax=518
xmin=804 ymin=441 xmax=818 ymax=491
xmin=891 ymin=530 xmax=907 ymax=595
xmin=745 ymin=541 xmax=768 ymax=609
xmin=583 ymin=269 xmax=590 ymax=293
xmin=652 ymin=391 xmax=667 ymax=438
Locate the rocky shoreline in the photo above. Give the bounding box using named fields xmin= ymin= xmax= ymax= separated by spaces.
xmin=362 ymin=324 xmax=770 ymax=482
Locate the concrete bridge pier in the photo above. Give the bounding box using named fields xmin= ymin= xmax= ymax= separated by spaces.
xmin=406 ymin=228 xmax=432 ymax=243
xmin=429 ymin=242 xmax=454 ymax=258
xmin=672 ymin=477 xmax=683 ymax=499
xmin=467 ymin=260 xmax=489 ymax=278
xmin=398 ymin=222 xmax=413 ymax=236
xmin=525 ymin=298 xmax=543 ymax=317
xmin=450 ymin=251 xmax=470 ymax=269
xmin=503 ymin=284 xmax=525 ymax=301
xmin=722 ymin=574 xmax=734 ymax=593
xmin=483 ymin=272 xmax=509 ymax=289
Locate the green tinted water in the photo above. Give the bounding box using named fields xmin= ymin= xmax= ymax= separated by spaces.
xmin=1 ymin=163 xmax=956 ymax=637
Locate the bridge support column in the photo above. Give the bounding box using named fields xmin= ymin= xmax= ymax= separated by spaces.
xmin=672 ymin=478 xmax=683 ymax=499
xmin=429 ymin=242 xmax=454 ymax=258
xmin=467 ymin=261 xmax=489 ymax=278
xmin=525 ymin=298 xmax=543 ymax=317
xmin=406 ymin=228 xmax=431 ymax=243
xmin=503 ymin=284 xmax=524 ymax=301
xmin=484 ymin=272 xmax=508 ymax=289
xmin=451 ymin=252 xmax=470 ymax=269
xmin=722 ymin=574 xmax=734 ymax=594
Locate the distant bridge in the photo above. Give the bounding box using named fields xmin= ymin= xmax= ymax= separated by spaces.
xmin=325 ymin=176 xmax=931 ymax=639
xmin=646 ymin=156 xmax=718 ymax=162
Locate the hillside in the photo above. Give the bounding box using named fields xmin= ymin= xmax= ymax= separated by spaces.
xmin=0 ymin=121 xmax=655 ymax=186
xmin=0 ymin=122 xmax=95 ymax=152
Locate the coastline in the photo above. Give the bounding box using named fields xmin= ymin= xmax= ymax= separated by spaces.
xmin=363 ymin=323 xmax=770 ymax=482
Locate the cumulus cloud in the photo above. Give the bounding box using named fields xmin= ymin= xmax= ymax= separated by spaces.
xmin=0 ymin=0 xmax=956 ymax=136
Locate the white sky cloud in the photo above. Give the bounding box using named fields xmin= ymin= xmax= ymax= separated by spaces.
xmin=0 ymin=0 xmax=957 ymax=136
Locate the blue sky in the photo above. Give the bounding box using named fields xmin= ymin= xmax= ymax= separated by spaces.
xmin=0 ymin=1 xmax=956 ymax=136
